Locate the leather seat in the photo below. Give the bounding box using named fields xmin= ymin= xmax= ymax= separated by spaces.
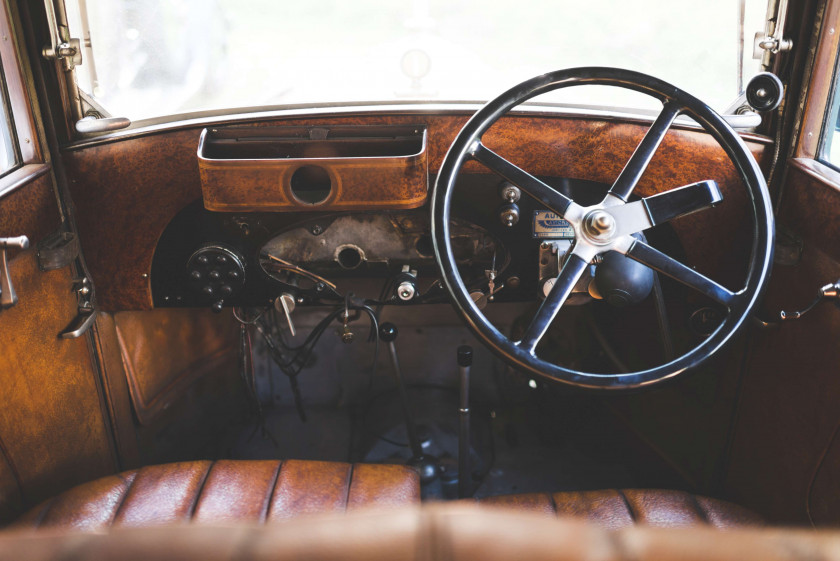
xmin=0 ymin=506 xmax=830 ymax=561
xmin=478 ymin=489 xmax=762 ymax=529
xmin=14 ymin=459 xmax=420 ymax=531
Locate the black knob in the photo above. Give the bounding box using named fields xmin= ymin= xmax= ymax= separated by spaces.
xmin=209 ymin=270 xmax=221 ymax=280
xmin=220 ymin=284 xmax=233 ymax=296
xmin=379 ymin=322 xmax=398 ymax=342
xmin=197 ymin=255 xmax=209 ymax=265
xmin=189 ymin=270 xmax=202 ymax=281
xmin=211 ymin=300 xmax=224 ymax=313
xmin=746 ymin=72 xmax=784 ymax=112
xmin=457 ymin=345 xmax=473 ymax=367
xmin=202 ymin=285 xmax=214 ymax=296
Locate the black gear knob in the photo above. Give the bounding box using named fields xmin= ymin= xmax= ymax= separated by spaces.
xmin=457 ymin=345 xmax=473 ymax=367
xmin=379 ymin=322 xmax=398 ymax=343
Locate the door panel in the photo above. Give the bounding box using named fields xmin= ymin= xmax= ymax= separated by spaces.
xmin=0 ymin=1 xmax=117 ymax=521
xmin=725 ymin=160 xmax=840 ymax=525
xmin=0 ymin=250 xmax=116 ymax=508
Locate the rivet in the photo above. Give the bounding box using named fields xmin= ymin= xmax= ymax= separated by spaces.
xmin=141 ymin=273 xmax=148 ymax=278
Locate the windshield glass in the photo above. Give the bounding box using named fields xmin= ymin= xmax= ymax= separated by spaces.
xmin=65 ymin=0 xmax=769 ymax=122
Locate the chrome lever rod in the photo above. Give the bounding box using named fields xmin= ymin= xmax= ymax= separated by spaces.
xmin=379 ymin=323 xmax=424 ymax=461
xmin=458 ymin=345 xmax=473 ymax=499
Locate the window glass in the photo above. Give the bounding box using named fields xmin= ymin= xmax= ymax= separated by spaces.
xmin=0 ymin=59 xmax=18 ymax=175
xmin=65 ymin=0 xmax=769 ymax=122
xmin=821 ymin=58 xmax=840 ymax=168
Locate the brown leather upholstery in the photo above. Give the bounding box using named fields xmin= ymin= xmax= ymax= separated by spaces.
xmin=0 ymin=505 xmax=831 ymax=561
xmin=14 ymin=459 xmax=420 ymax=531
xmin=478 ymin=489 xmax=762 ymax=529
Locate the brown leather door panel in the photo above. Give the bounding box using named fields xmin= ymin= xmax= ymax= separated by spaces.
xmin=0 ymin=178 xmax=117 ymax=521
xmin=112 ymin=308 xmax=239 ymax=426
xmin=725 ymin=160 xmax=840 ymax=525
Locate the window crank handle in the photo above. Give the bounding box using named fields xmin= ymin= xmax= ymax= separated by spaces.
xmin=0 ymin=235 xmax=29 ymax=309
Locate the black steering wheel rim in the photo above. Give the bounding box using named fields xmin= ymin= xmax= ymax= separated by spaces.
xmin=431 ymin=67 xmax=774 ymax=389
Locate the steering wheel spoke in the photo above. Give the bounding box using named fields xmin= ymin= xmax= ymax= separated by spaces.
xmin=625 ymin=240 xmax=737 ymax=307
xmin=606 ymin=101 xmax=682 ymax=204
xmin=610 ymin=180 xmax=723 ymax=238
xmin=517 ymin=252 xmax=589 ymax=354
xmin=470 ymin=142 xmax=577 ymax=218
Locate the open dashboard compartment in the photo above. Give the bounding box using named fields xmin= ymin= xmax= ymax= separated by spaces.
xmin=198 ymin=125 xmax=428 ymax=212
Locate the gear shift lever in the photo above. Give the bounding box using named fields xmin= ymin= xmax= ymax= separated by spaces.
xmin=457 ymin=345 xmax=473 ymax=498
xmin=379 ymin=322 xmax=438 ymax=483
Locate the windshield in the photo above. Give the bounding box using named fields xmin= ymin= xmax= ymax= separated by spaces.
xmin=65 ymin=0 xmax=769 ymax=122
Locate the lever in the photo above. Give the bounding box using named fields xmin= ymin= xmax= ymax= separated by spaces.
xmin=457 ymin=345 xmax=473 ymax=499
xmin=274 ymin=293 xmax=297 ymax=336
xmin=0 ymin=236 xmax=29 ymax=309
xmin=779 ymin=280 xmax=840 ymax=321
xmin=379 ymin=322 xmax=438 ymax=483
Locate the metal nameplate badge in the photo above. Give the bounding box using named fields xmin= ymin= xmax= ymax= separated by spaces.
xmin=532 ymin=211 xmax=574 ymax=239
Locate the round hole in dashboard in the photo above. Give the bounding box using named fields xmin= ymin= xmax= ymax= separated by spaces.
xmin=415 ymin=234 xmax=434 ymax=258
xmin=290 ymin=165 xmax=332 ymax=205
xmin=336 ymin=245 xmax=364 ymax=269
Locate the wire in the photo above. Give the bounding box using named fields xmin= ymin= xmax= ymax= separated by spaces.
xmin=255 ymin=296 xmax=381 ymax=423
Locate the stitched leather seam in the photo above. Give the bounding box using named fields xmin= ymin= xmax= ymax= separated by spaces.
xmin=547 ymin=493 xmax=559 ymax=516
xmin=110 ymin=471 xmax=139 ymax=527
xmin=688 ymin=493 xmax=710 ymax=525
xmin=188 ymin=461 xmax=215 ymax=521
xmin=616 ymin=490 xmax=637 ymax=523
xmin=31 ymin=496 xmax=57 ymax=529
xmin=343 ymin=464 xmax=355 ymax=512
xmin=261 ymin=461 xmax=283 ymax=523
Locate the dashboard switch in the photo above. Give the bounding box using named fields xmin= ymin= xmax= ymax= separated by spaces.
xmin=274 ymin=293 xmax=297 ymax=336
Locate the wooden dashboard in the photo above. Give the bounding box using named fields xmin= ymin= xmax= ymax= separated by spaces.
xmin=61 ymin=111 xmax=773 ymax=311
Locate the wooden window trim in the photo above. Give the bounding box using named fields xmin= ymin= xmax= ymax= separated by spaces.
xmin=797 ymin=0 xmax=840 ymax=160
xmin=0 ymin=0 xmax=45 ymax=199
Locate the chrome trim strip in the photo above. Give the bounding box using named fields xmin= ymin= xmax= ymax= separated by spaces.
xmin=63 ymin=101 xmax=772 ymax=151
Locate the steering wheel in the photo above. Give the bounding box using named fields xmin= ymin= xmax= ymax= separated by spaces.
xmin=431 ymin=67 xmax=774 ymax=389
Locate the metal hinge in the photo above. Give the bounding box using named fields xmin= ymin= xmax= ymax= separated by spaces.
xmin=40 ymin=0 xmax=82 ymax=70
xmin=753 ymin=0 xmax=793 ymax=62
xmin=59 ymin=276 xmax=97 ymax=339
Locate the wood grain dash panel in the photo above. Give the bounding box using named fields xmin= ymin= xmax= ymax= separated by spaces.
xmin=62 ymin=113 xmax=773 ymax=311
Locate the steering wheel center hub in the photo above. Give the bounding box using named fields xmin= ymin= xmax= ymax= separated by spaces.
xmin=582 ymin=209 xmax=616 ymax=243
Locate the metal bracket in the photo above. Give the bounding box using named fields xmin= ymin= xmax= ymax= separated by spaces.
xmin=59 ymin=277 xmax=96 ymax=339
xmin=37 ymin=230 xmax=78 ymax=271
xmin=753 ymin=0 xmax=793 ymax=61
xmin=41 ymin=0 xmax=82 ymax=70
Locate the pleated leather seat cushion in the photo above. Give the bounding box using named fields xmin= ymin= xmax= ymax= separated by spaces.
xmin=478 ymin=489 xmax=762 ymax=529
xmin=14 ymin=459 xmax=420 ymax=531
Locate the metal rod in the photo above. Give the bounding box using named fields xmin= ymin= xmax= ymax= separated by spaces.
xmin=458 ymin=345 xmax=473 ymax=499
xmin=379 ymin=323 xmax=424 ymax=461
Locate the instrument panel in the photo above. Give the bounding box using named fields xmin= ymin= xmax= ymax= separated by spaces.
xmin=151 ymin=173 xmax=681 ymax=310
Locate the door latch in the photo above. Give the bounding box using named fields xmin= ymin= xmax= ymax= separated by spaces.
xmin=0 ymin=236 xmax=29 ymax=310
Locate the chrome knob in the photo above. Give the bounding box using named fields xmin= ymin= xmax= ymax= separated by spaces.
xmin=583 ymin=209 xmax=616 ymax=241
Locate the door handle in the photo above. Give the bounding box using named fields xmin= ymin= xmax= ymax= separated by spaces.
xmin=0 ymin=236 xmax=30 ymax=309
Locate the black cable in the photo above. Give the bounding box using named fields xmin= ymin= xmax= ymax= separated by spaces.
xmin=585 ymin=310 xmax=630 ymax=374
xmin=256 ymin=299 xmax=381 ymax=423
xmin=651 ymin=272 xmax=675 ymax=361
